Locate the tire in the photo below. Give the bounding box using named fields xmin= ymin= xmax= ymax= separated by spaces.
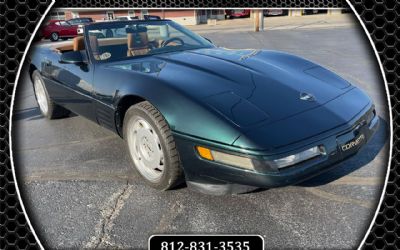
xmin=123 ymin=101 xmax=184 ymax=190
xmin=32 ymin=70 xmax=70 ymax=119
xmin=50 ymin=32 xmax=59 ymax=41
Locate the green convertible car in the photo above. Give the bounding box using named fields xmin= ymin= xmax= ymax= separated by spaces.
xmin=29 ymin=19 xmax=379 ymax=194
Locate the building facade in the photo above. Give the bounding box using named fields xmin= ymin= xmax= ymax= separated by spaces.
xmin=49 ymin=9 xmax=225 ymax=25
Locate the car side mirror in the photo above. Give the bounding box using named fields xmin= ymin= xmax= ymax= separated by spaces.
xmin=60 ymin=51 xmax=84 ymax=64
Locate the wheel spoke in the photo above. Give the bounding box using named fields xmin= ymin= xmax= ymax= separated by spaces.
xmin=127 ymin=117 xmax=165 ymax=183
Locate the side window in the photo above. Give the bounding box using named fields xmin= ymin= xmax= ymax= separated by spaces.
xmin=159 ymin=25 xmax=199 ymax=45
xmin=146 ymin=26 xmax=161 ymax=41
xmin=59 ymin=21 xmax=69 ymax=26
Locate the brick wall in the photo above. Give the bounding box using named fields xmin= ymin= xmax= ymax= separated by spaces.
xmin=62 ymin=9 xmax=198 ymax=24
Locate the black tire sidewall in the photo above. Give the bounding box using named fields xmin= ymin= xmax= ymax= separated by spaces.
xmin=123 ymin=104 xmax=180 ymax=190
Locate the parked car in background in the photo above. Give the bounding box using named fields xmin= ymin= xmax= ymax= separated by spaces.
xmin=41 ymin=20 xmax=79 ymax=41
xmin=264 ymin=9 xmax=288 ymax=16
xmin=144 ymin=15 xmax=162 ymax=20
xmin=303 ymin=9 xmax=326 ymax=15
xmin=225 ymin=9 xmax=251 ymax=19
xmin=71 ymin=18 xmax=95 ymax=36
xmin=114 ymin=16 xmax=139 ymax=21
xmin=67 ymin=17 xmax=94 ymax=25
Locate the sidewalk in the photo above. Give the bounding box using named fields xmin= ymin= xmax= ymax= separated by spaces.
xmin=189 ymin=13 xmax=356 ymax=34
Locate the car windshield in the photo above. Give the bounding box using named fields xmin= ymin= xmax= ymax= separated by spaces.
xmin=85 ymin=20 xmax=214 ymax=62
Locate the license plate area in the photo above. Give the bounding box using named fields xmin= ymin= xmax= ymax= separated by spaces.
xmin=337 ymin=127 xmax=367 ymax=157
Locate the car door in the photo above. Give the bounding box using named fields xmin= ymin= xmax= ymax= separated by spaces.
xmin=50 ymin=21 xmax=62 ymax=36
xmin=41 ymin=47 xmax=97 ymax=123
xmin=91 ymin=63 xmax=120 ymax=132
xmin=57 ymin=51 xmax=97 ymax=121
xmin=55 ymin=21 xmax=67 ymax=37
xmin=57 ymin=21 xmax=73 ymax=37
xmin=64 ymin=21 xmax=78 ymax=36
xmin=67 ymin=24 xmax=78 ymax=37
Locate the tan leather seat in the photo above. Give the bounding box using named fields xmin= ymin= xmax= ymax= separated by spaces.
xmin=73 ymin=36 xmax=85 ymax=51
xmin=127 ymin=32 xmax=150 ymax=56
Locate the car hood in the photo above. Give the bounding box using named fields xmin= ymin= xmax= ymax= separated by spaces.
xmin=108 ymin=48 xmax=366 ymax=149
xmin=154 ymin=48 xmax=352 ymax=125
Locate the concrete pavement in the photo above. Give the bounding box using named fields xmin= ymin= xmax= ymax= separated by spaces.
xmin=189 ymin=13 xmax=356 ymax=33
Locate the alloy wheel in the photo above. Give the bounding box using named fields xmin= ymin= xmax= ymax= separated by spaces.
xmin=127 ymin=117 xmax=165 ymax=182
xmin=33 ymin=77 xmax=49 ymax=115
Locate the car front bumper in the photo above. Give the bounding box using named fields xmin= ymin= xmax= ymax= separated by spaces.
xmin=173 ymin=105 xmax=379 ymax=195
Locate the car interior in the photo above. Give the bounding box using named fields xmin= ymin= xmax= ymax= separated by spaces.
xmin=53 ymin=26 xmax=168 ymax=61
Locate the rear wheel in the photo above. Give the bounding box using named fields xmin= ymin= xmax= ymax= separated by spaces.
xmin=32 ymin=70 xmax=69 ymax=119
xmin=50 ymin=32 xmax=59 ymax=41
xmin=123 ymin=101 xmax=184 ymax=190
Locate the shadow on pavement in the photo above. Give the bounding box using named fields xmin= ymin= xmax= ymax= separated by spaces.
xmin=13 ymin=107 xmax=77 ymax=121
xmin=12 ymin=107 xmax=42 ymax=121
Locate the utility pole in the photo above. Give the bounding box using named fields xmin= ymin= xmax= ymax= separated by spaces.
xmin=259 ymin=10 xmax=264 ymax=31
xmin=254 ymin=9 xmax=260 ymax=32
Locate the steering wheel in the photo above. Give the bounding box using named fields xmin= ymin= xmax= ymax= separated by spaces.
xmin=161 ymin=37 xmax=185 ymax=47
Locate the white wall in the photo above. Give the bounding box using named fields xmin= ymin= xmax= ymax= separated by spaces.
xmin=168 ymin=16 xmax=198 ymax=26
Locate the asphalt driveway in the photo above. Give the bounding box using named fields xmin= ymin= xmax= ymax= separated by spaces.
xmin=12 ymin=14 xmax=390 ymax=249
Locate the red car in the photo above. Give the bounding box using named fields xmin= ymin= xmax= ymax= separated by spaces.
xmin=40 ymin=20 xmax=79 ymax=42
xmin=225 ymin=9 xmax=251 ymax=19
xmin=264 ymin=9 xmax=289 ymax=16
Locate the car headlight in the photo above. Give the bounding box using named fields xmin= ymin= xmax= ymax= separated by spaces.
xmin=196 ymin=146 xmax=255 ymax=170
xmin=271 ymin=146 xmax=324 ymax=169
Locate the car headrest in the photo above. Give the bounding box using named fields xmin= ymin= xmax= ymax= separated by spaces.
xmin=127 ymin=32 xmax=149 ymax=49
xmin=73 ymin=36 xmax=85 ymax=51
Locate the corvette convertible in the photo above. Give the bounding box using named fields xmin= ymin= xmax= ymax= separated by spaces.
xmin=28 ymin=20 xmax=379 ymax=194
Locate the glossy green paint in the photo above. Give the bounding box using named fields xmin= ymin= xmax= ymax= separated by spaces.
xmin=28 ymin=20 xmax=379 ymax=190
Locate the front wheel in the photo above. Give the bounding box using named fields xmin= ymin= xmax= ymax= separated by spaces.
xmin=50 ymin=32 xmax=59 ymax=41
xmin=123 ymin=101 xmax=184 ymax=190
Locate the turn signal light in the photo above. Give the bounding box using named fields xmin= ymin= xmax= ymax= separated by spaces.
xmin=196 ymin=146 xmax=255 ymax=170
xmin=196 ymin=146 xmax=214 ymax=161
